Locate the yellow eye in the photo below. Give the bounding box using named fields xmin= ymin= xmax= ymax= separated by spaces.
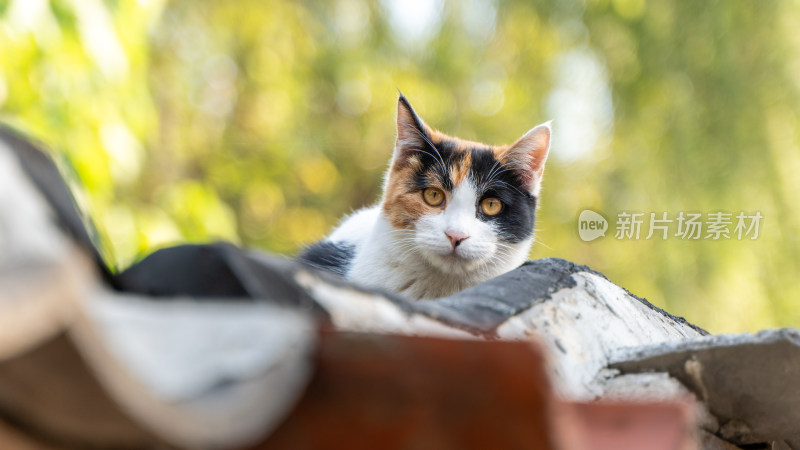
xmin=480 ymin=197 xmax=503 ymax=216
xmin=423 ymin=187 xmax=445 ymax=206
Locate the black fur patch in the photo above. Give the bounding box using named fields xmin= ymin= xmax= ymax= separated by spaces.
xmin=298 ymin=241 xmax=356 ymax=276
xmin=468 ymin=148 xmax=537 ymax=244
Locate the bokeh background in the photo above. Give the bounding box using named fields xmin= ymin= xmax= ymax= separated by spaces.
xmin=1 ymin=0 xmax=799 ymax=333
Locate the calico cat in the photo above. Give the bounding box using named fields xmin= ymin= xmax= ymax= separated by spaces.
xmin=299 ymin=94 xmax=551 ymax=300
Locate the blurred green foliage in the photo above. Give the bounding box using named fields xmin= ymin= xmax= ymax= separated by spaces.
xmin=1 ymin=0 xmax=799 ymax=333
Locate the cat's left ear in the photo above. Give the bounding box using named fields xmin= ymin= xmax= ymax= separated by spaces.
xmin=394 ymin=94 xmax=433 ymax=161
xmin=500 ymin=121 xmax=552 ymax=197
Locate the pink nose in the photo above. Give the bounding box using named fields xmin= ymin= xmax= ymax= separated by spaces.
xmin=445 ymin=230 xmax=469 ymax=249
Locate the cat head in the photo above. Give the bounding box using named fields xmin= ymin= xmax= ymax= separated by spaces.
xmin=381 ymin=94 xmax=551 ymax=275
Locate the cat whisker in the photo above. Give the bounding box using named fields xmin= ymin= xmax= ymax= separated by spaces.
xmin=485 ymin=179 xmax=527 ymax=197
xmin=491 ymin=255 xmax=516 ymax=271
xmin=484 ymin=166 xmax=516 ymax=186
xmin=409 ymin=127 xmax=444 ymax=160
xmin=393 ymin=245 xmax=422 ymax=262
xmin=397 ymin=244 xmax=419 ymax=254
xmin=388 ymin=239 xmax=415 ymax=246
xmin=391 ymin=246 xmax=414 ymax=257
xmin=493 ymin=241 xmax=515 ymax=250
xmin=485 ymin=165 xmax=513 ymax=185
xmin=409 ymin=128 xmax=448 ymax=175
xmin=406 ymin=147 xmax=448 ymax=176
xmin=387 ymin=230 xmax=414 ymax=236
xmin=388 ymin=236 xmax=420 ymax=247
xmin=533 ymin=238 xmax=552 ymax=250
xmin=389 ymin=241 xmax=419 ymax=252
xmin=483 ymin=159 xmax=504 ymax=185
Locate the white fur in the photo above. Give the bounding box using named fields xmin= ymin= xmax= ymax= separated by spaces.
xmin=325 ymin=181 xmax=533 ymax=300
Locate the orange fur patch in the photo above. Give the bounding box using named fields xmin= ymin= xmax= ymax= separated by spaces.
xmin=382 ymin=161 xmax=444 ymax=229
xmin=491 ymin=144 xmax=511 ymax=162
xmin=450 ymin=149 xmax=471 ymax=185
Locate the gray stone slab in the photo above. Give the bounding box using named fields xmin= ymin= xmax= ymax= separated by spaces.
xmin=295 ymin=256 xmax=706 ymax=337
xmin=610 ymin=328 xmax=800 ymax=445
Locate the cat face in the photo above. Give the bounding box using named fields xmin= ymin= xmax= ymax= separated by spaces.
xmin=382 ymin=95 xmax=551 ymax=275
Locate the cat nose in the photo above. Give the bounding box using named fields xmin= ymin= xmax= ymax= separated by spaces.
xmin=445 ymin=230 xmax=469 ymax=249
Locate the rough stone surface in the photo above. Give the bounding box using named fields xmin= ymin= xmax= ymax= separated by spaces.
xmin=493 ymin=270 xmax=705 ymax=398
xmin=611 ymin=328 xmax=800 ymax=446
xmin=418 ymin=258 xmax=707 ymax=337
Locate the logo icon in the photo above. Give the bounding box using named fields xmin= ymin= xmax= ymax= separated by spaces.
xmin=578 ymin=210 xmax=608 ymax=242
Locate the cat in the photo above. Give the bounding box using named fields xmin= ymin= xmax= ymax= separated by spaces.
xmin=299 ymin=94 xmax=551 ymax=300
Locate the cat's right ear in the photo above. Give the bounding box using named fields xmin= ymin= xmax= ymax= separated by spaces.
xmin=500 ymin=121 xmax=552 ymax=197
xmin=394 ymin=94 xmax=431 ymax=160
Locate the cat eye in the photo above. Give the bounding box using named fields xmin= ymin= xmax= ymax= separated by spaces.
xmin=423 ymin=187 xmax=445 ymax=206
xmin=480 ymin=197 xmax=503 ymax=216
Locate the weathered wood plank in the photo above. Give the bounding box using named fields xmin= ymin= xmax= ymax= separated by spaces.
xmin=259 ymin=331 xmax=557 ymax=450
